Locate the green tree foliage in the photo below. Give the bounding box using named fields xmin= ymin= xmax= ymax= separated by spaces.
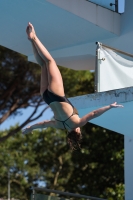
xmin=0 ymin=46 xmax=124 ymax=200
xmin=0 ymin=126 xmax=124 ymax=200
xmin=68 ymin=124 xmax=124 ymax=200
xmin=59 ymin=66 xmax=94 ymax=97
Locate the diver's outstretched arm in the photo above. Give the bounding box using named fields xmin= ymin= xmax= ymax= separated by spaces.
xmin=26 ymin=22 xmax=54 ymax=62
xmin=79 ymin=102 xmax=123 ymax=127
xmin=22 ymin=120 xmax=57 ymax=134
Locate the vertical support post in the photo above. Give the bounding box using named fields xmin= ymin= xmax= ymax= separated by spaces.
xmin=95 ymin=42 xmax=101 ymax=93
xmin=32 ymin=189 xmax=35 ymax=200
xmin=8 ymin=170 xmax=10 ymax=200
xmin=115 ymin=0 xmax=118 ymax=12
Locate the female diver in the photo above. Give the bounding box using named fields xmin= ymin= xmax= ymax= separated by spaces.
xmin=22 ymin=22 xmax=123 ymax=150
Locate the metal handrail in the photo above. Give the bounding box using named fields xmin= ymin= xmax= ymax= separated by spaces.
xmin=96 ymin=42 xmax=133 ymax=58
xmin=86 ymin=0 xmax=116 ymax=12
xmin=31 ymin=187 xmax=107 ymax=200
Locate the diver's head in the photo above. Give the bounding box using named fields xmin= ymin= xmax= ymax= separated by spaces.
xmin=66 ymin=127 xmax=82 ymax=150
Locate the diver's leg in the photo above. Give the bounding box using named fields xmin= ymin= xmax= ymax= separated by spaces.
xmin=33 ymin=38 xmax=64 ymax=95
xmin=29 ymin=25 xmax=64 ymax=95
xmin=31 ymin=41 xmax=48 ymax=95
xmin=40 ymin=64 xmax=48 ymax=95
xmin=46 ymin=59 xmax=65 ymax=96
xmin=27 ymin=22 xmax=64 ymax=96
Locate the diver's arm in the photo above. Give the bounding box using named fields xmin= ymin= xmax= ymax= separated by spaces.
xmin=22 ymin=120 xmax=56 ymax=134
xmin=79 ymin=102 xmax=123 ymax=127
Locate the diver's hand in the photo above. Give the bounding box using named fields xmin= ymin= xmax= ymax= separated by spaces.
xmin=110 ymin=102 xmax=124 ymax=108
xmin=22 ymin=126 xmax=32 ymax=134
xmin=26 ymin=22 xmax=36 ymax=40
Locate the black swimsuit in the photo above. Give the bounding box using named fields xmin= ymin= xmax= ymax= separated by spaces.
xmin=43 ymin=89 xmax=78 ymax=130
